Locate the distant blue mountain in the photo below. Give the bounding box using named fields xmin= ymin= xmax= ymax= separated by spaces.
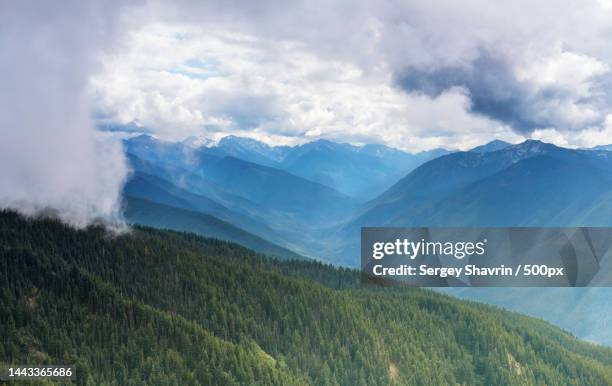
xmin=589 ymin=144 xmax=612 ymax=151
xmin=338 ymin=141 xmax=612 ymax=258
xmin=124 ymin=135 xmax=359 ymax=258
xmin=125 ymin=134 xmax=192 ymax=167
xmin=428 ymin=150 xmax=612 ymax=227
xmin=123 ymin=170 xmax=288 ymax=247
xmin=198 ymin=136 xmax=448 ymax=199
xmin=126 ymin=136 xmax=354 ymax=218
xmin=353 ymin=140 xmax=560 ymax=228
xmin=190 ymin=153 xmax=355 ymax=223
xmin=201 ymin=135 xmax=290 ymax=167
xmin=125 ymin=171 xmax=227 ymax=216
xmin=280 ymin=139 xmax=448 ymax=199
xmin=124 ymin=196 xmax=306 ymax=261
xmin=469 ymin=139 xmax=511 ymax=153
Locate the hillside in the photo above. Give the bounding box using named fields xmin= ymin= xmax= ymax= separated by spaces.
xmin=334 ymin=141 xmax=612 ymax=262
xmin=1 ymin=211 xmax=612 ymax=385
xmin=123 ymin=196 xmax=306 ymax=261
xmin=192 ymin=154 xmax=355 ymax=222
xmin=329 ymin=140 xmax=612 ymax=345
xmin=353 ymin=140 xmax=612 ymax=228
xmin=126 ymin=135 xmax=358 ymax=223
xmin=123 ymin=170 xmax=290 ymax=249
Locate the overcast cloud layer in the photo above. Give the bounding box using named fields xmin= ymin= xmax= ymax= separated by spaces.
xmin=4 ymin=0 xmax=612 ymax=223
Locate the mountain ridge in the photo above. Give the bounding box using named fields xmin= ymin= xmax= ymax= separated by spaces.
xmin=2 ymin=210 xmax=612 ymax=384
xmin=127 ymin=134 xmax=449 ymax=200
xmin=124 ymin=196 xmax=307 ymax=261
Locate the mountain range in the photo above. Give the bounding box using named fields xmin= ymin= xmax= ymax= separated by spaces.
xmin=121 ymin=133 xmax=612 ymax=345
xmin=199 ymin=135 xmax=449 ymax=199
xmin=123 ymin=134 xmax=443 ymax=258
xmin=347 ymin=140 xmax=612 ymax=230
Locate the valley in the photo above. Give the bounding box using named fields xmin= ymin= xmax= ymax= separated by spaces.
xmin=121 ymin=134 xmax=612 ymax=346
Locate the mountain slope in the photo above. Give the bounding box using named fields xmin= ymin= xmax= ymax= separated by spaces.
xmin=328 ymin=141 xmax=559 ymax=264
xmin=124 ymin=154 xmax=346 ymax=257
xmin=124 ymin=134 xmax=193 ymax=167
xmin=124 ymin=196 xmax=306 ymax=261
xmin=366 ymin=140 xmax=558 ymax=211
xmin=123 ymin=170 xmax=316 ymax=256
xmin=124 ymin=172 xmax=231 ymax=218
xmin=1 ymin=211 xmax=612 ymax=385
xmin=192 ymin=154 xmax=356 ymax=222
xmin=280 ymin=139 xmax=446 ymax=199
xmin=426 ymin=152 xmax=612 ymax=226
xmin=444 ymin=287 xmax=612 ymax=346
xmin=335 ymin=140 xmax=612 ymax=345
xmin=350 ymin=140 xmax=612 ymax=230
xmin=123 ymin=171 xmax=284 ymax=242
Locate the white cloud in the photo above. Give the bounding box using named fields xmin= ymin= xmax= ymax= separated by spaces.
xmin=517 ymin=50 xmax=608 ymax=97
xmin=94 ymin=23 xmax=519 ymax=151
xmin=530 ymin=128 xmax=571 ymax=147
xmin=0 ymin=0 xmax=133 ymax=227
xmin=92 ymin=0 xmax=612 ymax=151
xmin=571 ymin=115 xmax=612 ymax=147
xmin=529 ymin=117 xmax=612 ymax=148
xmin=511 ymin=48 xmax=609 ymax=130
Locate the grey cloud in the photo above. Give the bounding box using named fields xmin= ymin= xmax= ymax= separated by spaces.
xmin=396 ymin=49 xmax=602 ymax=133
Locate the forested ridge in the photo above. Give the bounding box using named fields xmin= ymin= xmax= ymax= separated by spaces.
xmin=1 ymin=210 xmax=611 ymax=385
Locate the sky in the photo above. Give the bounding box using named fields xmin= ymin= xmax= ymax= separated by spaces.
xmin=93 ymin=0 xmax=612 ymax=151
xmin=3 ymin=0 xmax=612 ymax=224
